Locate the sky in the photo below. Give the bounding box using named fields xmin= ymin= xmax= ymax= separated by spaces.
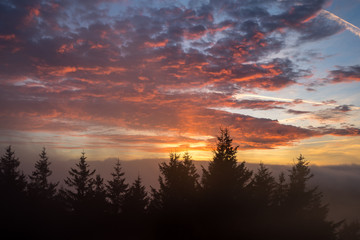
xmin=0 ymin=0 xmax=359 ymax=165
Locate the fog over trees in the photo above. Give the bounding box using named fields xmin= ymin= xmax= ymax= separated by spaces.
xmin=0 ymin=129 xmax=359 ymax=239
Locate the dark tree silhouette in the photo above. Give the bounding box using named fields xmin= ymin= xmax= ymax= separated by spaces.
xmin=151 ymin=152 xmax=199 ymax=211
xmin=89 ymin=174 xmax=109 ymax=215
xmin=272 ymin=171 xmax=287 ymax=208
xmin=202 ymin=128 xmax=252 ymax=198
xmin=0 ymin=146 xmax=29 ymax=237
xmin=93 ymin=174 xmax=107 ymax=200
xmin=249 ymin=163 xmax=277 ymax=239
xmin=201 ymin=128 xmax=252 ymax=238
xmin=283 ymin=154 xmax=337 ymax=240
xmin=63 ymin=151 xmax=96 ymax=214
xmin=338 ymin=220 xmax=360 ymax=240
xmin=0 ymin=145 xmax=27 ymax=193
xmin=123 ymin=175 xmax=149 ymax=215
xmin=107 ymin=159 xmax=128 ymax=214
xmin=28 ymin=147 xmax=58 ymax=199
xmin=148 ymin=152 xmax=200 ymax=239
xmin=251 ymin=163 xmax=275 ymax=208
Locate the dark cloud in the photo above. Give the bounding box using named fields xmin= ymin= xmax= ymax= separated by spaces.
xmin=334 ymin=105 xmax=352 ymax=112
xmin=311 ymin=105 xmax=353 ymax=122
xmin=311 ymin=126 xmax=360 ymax=136
xmin=322 ymin=99 xmax=337 ymax=104
xmin=277 ymin=0 xmax=327 ymax=26
xmin=287 ymin=109 xmax=311 ymax=115
xmin=328 ymin=65 xmax=360 ymax=83
xmin=296 ymin=12 xmax=343 ymax=43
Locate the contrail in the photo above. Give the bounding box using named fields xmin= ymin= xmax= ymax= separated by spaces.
xmin=233 ymin=93 xmax=360 ymax=110
xmin=233 ymin=94 xmax=327 ymax=105
xmin=320 ymin=9 xmax=360 ymax=39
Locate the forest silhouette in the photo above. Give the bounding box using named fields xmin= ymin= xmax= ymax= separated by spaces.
xmin=0 ymin=128 xmax=359 ymax=240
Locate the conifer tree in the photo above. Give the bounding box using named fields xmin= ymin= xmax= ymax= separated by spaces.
xmin=285 ymin=154 xmax=336 ymax=240
xmin=287 ymin=155 xmax=326 ymax=213
xmin=107 ymin=159 xmax=128 ymax=214
xmin=0 ymin=145 xmax=27 ymax=193
xmin=94 ymin=174 xmax=106 ymax=197
xmin=149 ymin=152 xmax=200 ymax=239
xmin=200 ymin=128 xmax=252 ymax=239
xmin=123 ymin=176 xmax=149 ymax=215
xmin=272 ymin=172 xmax=287 ymax=208
xmin=90 ymin=174 xmax=109 ymax=215
xmin=182 ymin=151 xmax=200 ymax=193
xmin=202 ymin=128 xmax=252 ymax=203
xmin=249 ymin=163 xmax=277 ymax=239
xmin=251 ymin=163 xmax=275 ymax=208
xmin=0 ymin=145 xmax=28 ymax=234
xmin=64 ymin=151 xmax=95 ymax=213
xmin=28 ymin=147 xmax=58 ymax=199
xmin=338 ymin=220 xmax=360 ymax=240
xmin=153 ymin=152 xmax=199 ymax=211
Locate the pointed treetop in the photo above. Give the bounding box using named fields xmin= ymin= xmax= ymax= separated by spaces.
xmin=213 ymin=127 xmax=238 ymax=164
xmin=0 ymin=145 xmax=27 ymax=192
xmin=28 ymin=147 xmax=58 ymax=199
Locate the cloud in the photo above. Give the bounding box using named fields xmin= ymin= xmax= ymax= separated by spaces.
xmin=0 ymin=0 xmax=358 ymax=155
xmin=314 ymin=127 xmax=360 ymax=136
xmin=320 ymin=9 xmax=360 ymax=39
xmin=287 ymin=109 xmax=311 ymax=115
xmin=328 ymin=65 xmax=360 ymax=83
xmin=296 ymin=12 xmax=343 ymax=42
xmin=229 ymin=99 xmax=291 ymax=110
xmin=334 ymin=105 xmax=352 ymax=112
xmin=309 ymin=105 xmax=352 ymax=122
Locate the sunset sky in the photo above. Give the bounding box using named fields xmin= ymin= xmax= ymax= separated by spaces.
xmin=0 ymin=0 xmax=359 ymax=165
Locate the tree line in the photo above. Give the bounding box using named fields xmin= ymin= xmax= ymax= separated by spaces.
xmin=0 ymin=128 xmax=359 ymax=239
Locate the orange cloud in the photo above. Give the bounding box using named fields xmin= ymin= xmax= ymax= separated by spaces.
xmin=57 ymin=43 xmax=74 ymax=54
xmin=90 ymin=43 xmax=109 ymax=49
xmin=144 ymin=39 xmax=168 ymax=48
xmin=24 ymin=7 xmax=40 ymax=25
xmin=0 ymin=34 xmax=16 ymax=40
xmin=36 ymin=65 xmax=127 ymax=77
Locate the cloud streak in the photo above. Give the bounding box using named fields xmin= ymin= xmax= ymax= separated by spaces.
xmin=320 ymin=9 xmax=360 ymax=39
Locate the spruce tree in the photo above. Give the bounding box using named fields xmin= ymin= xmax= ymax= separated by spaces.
xmin=250 ymin=163 xmax=276 ymax=239
xmin=338 ymin=220 xmax=360 ymax=240
xmin=90 ymin=174 xmax=109 ymax=215
xmin=149 ymin=152 xmax=200 ymax=239
xmin=152 ymin=152 xmax=199 ymax=211
xmin=272 ymin=172 xmax=287 ymax=208
xmin=182 ymin=151 xmax=200 ymax=193
xmin=251 ymin=163 xmax=275 ymax=208
xmin=0 ymin=145 xmax=27 ymax=193
xmin=64 ymin=151 xmax=95 ymax=214
xmin=28 ymin=147 xmax=58 ymax=199
xmin=202 ymin=128 xmax=252 ymax=203
xmin=0 ymin=146 xmax=28 ymax=234
xmin=285 ymin=154 xmax=336 ymax=240
xmin=201 ymin=128 xmax=252 ymax=239
xmin=93 ymin=174 xmax=106 ymax=198
xmin=123 ymin=176 xmax=149 ymax=216
xmin=107 ymin=159 xmax=128 ymax=214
